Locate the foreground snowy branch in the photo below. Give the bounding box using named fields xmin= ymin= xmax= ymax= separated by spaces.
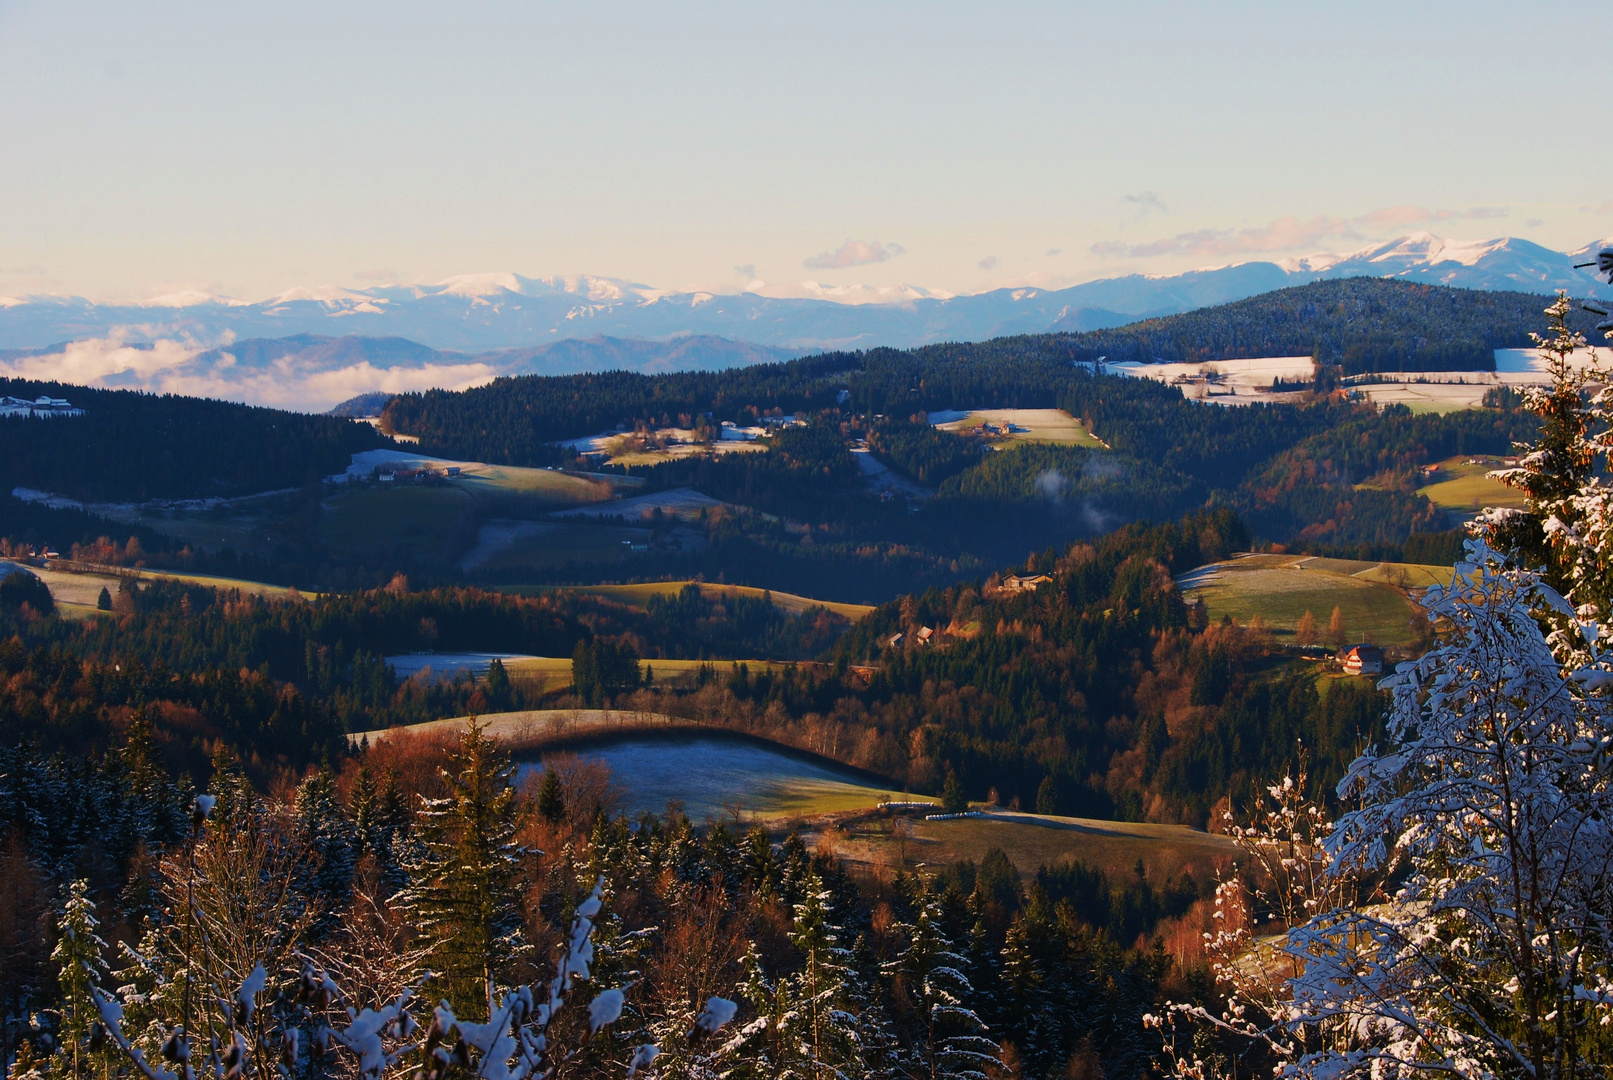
xmin=89 ymin=875 xmax=736 ymax=1080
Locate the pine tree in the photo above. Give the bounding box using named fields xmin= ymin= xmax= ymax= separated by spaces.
xmin=1484 ymin=291 xmax=1602 ymax=603
xmin=396 ymin=721 xmax=529 ymax=1020
xmin=1034 ymin=775 xmax=1059 ymax=816
xmin=537 ymin=767 xmax=565 ymax=824
xmin=484 ymin=657 xmax=514 ymax=712
xmin=206 ymin=744 xmax=255 ymax=828
xmin=784 ymin=878 xmax=862 ymax=1079
xmin=886 ymin=899 xmax=999 ymax=1079
xmin=349 ymin=761 xmax=379 ymax=854
xmin=941 ymin=767 xmax=968 ymax=815
xmin=294 ymin=765 xmax=356 ymax=930
xmin=997 ymin=895 xmax=1063 ymax=1076
xmin=96 ymin=586 xmax=111 ymax=611
xmin=50 ymin=879 xmax=110 ymax=1079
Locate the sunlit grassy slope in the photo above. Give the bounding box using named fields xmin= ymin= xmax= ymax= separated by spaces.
xmin=1178 ymin=553 xmax=1452 ymax=646
xmin=551 ymin=581 xmax=875 ymax=621
xmin=1415 ymin=455 xmax=1529 ymax=512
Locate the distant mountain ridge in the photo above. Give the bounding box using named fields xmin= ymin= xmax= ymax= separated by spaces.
xmin=184 ymin=331 xmax=798 ymax=379
xmin=4 ymin=232 xmax=1607 ymax=355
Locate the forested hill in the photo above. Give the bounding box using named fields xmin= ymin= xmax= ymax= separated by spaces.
xmin=0 ymin=379 xmax=382 ymax=502
xmin=384 ymin=277 xmax=1598 ymax=458
xmin=1062 ymin=277 xmax=1605 ymax=372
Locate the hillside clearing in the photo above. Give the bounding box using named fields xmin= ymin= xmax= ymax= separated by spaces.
xmin=386 ymin=653 xmax=788 ymax=695
xmin=816 ymin=809 xmax=1235 ymax=886
xmin=1111 ymin=356 xmax=1315 ymax=406
xmin=550 ymin=487 xmax=727 ymax=523
xmin=929 ymin=408 xmax=1106 ymax=447
xmin=459 ymin=520 xmax=666 ymax=574
xmin=6 ymin=560 xmax=313 ymax=618
xmin=1416 ymin=455 xmax=1529 ymax=511
xmin=340 ymin=449 xmax=633 ymax=500
xmin=549 ymin=580 xmax=875 ymax=621
xmin=1177 ymin=553 xmax=1447 ymax=646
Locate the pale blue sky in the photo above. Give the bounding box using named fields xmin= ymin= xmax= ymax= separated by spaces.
xmin=1 ymin=1 xmax=1608 ymax=302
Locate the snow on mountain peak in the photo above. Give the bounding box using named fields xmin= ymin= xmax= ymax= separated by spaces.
xmin=1346 ymin=232 xmax=1505 ymax=268
xmin=798 ymin=281 xmax=948 ymax=305
xmin=1276 ymin=251 xmax=1344 ymax=273
xmin=433 ymin=272 xmax=524 ymax=298
xmin=141 ymin=289 xmax=250 ymax=308
xmin=268 ymin=285 xmax=378 ymax=306
xmin=1568 ymin=236 xmax=1613 ymax=258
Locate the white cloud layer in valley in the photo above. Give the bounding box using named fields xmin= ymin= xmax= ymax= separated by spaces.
xmin=0 ymin=333 xmax=497 ymax=412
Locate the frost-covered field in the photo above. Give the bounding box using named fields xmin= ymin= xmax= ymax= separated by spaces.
xmin=1113 ymin=349 xmax=1613 ymax=412
xmin=518 ymin=736 xmax=904 ymax=821
xmin=335 ymin=449 xmax=629 ymax=502
xmin=385 ymin=651 xmax=544 ymax=680
xmin=1110 ymin=356 xmax=1315 ymax=405
xmin=550 ymin=486 xmax=727 ymax=522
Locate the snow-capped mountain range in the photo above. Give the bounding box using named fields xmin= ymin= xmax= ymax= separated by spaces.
xmin=3 ymin=233 xmax=1609 ymax=356
xmin=1 ymin=233 xmax=1609 ymax=412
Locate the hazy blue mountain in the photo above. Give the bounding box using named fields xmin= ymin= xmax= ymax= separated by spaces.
xmin=2 ymin=234 xmax=1608 ymax=357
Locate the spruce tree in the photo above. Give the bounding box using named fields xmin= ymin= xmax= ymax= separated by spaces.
xmin=887 ymin=899 xmax=999 ymax=1079
xmin=785 ymin=877 xmax=862 ymax=1079
xmin=484 ymin=657 xmax=513 ymax=712
xmin=50 ymin=879 xmax=110 ymax=1080
xmin=396 ymin=722 xmax=529 ymax=1020
xmin=294 ymin=766 xmax=355 ymax=930
xmin=997 ymin=897 xmax=1060 ymax=1075
xmin=941 ymin=768 xmax=968 ymax=815
xmin=349 ymin=761 xmax=379 ymax=855
xmin=536 ymin=766 xmax=565 ymax=824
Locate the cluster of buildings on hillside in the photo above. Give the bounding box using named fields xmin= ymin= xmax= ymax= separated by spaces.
xmin=374 ymin=463 xmax=461 ymax=484
xmin=971 ymin=419 xmax=1027 ymax=437
xmin=4 ymin=544 xmax=62 ymax=563
xmin=0 ymin=395 xmax=83 ymax=418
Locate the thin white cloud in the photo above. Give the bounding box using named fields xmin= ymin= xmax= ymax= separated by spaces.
xmin=1092 ymin=205 xmax=1511 ymax=259
xmin=0 ymin=333 xmax=497 ymax=413
xmin=803 ymin=239 xmax=905 ymax=270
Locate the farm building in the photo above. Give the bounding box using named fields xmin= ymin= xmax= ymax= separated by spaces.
xmin=1000 ymin=573 xmax=1051 ymax=593
xmin=1 ymin=395 xmax=83 ymax=418
xmin=1341 ymin=644 xmax=1384 ymax=676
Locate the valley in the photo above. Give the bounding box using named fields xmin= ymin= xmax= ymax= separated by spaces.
xmin=0 ymin=274 xmax=1601 ymax=1070
xmin=12 ymin=9 xmax=1613 ymax=1075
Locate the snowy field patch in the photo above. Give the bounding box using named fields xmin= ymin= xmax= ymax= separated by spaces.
xmin=386 ymin=651 xmax=542 ymax=681
xmin=517 ymin=736 xmax=905 ymax=821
